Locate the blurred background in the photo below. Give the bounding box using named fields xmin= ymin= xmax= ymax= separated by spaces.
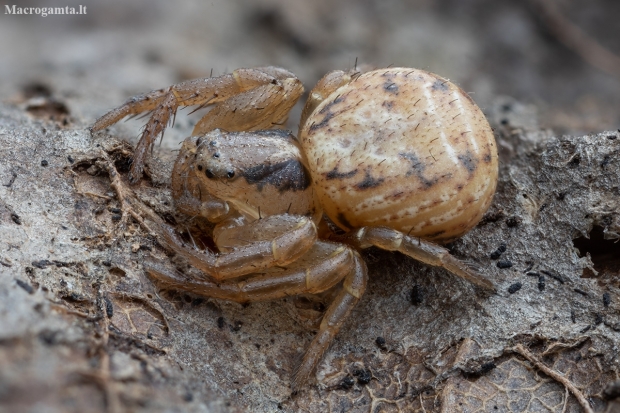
xmin=1 ymin=0 xmax=619 ymax=143
xmin=1 ymin=1 xmax=619 ymax=411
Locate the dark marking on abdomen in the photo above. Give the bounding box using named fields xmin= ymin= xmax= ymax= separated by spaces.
xmin=309 ymin=111 xmax=334 ymax=132
xmin=326 ymin=167 xmax=358 ymax=180
xmin=355 ymin=168 xmax=385 ymax=190
xmin=431 ymin=79 xmax=449 ymax=92
xmin=336 ymin=212 xmax=353 ymax=230
xmin=243 ymin=159 xmax=311 ymax=192
xmin=383 ymin=82 xmax=399 ymax=94
xmin=426 ymin=230 xmax=446 ymax=239
xmin=318 ymin=95 xmax=345 ymax=114
xmin=458 ymin=150 xmax=478 ymax=175
xmin=399 ymin=152 xmax=437 ymax=188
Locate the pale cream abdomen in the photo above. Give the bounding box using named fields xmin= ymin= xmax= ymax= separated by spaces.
xmin=300 ymin=68 xmax=498 ymax=242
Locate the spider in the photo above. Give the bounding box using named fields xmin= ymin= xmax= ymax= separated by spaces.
xmin=91 ymin=66 xmax=498 ymax=390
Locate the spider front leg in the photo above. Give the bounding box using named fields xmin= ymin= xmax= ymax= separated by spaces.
xmin=343 ymin=227 xmax=496 ymax=292
xmin=91 ymin=67 xmax=304 ymax=183
xmin=154 ymin=214 xmax=319 ymax=281
xmin=145 ymin=240 xmax=367 ymax=390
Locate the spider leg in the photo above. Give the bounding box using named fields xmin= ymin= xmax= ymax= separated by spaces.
xmin=145 ymin=241 xmax=353 ymax=301
xmin=145 ymin=241 xmax=367 ymax=390
xmin=344 ymin=226 xmax=496 ymax=292
xmin=91 ymin=67 xmax=304 ymax=183
xmin=129 ymin=91 xmax=179 ymax=182
xmin=292 ymin=250 xmax=367 ymax=391
xmin=90 ymin=89 xmax=170 ymax=133
xmin=299 ymin=69 xmax=360 ymax=130
xmin=191 ymin=79 xmax=303 ymax=135
xmin=153 ymin=213 xmax=318 ymax=281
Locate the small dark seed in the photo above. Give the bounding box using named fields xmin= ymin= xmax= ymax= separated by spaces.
xmin=217 ymin=316 xmax=225 ymax=329
xmin=496 ymin=260 xmax=513 ymax=269
xmin=526 ymin=271 xmax=540 ymax=277
xmin=375 ymin=336 xmax=387 ymax=350
xmin=594 ymin=313 xmax=603 ymax=325
xmin=410 ymin=285 xmax=424 ymax=305
xmin=604 ymin=380 xmax=620 ymax=399
xmin=478 ymin=362 xmax=496 ymax=374
xmin=41 ymin=160 xmax=49 ymax=167
xmin=232 ymin=320 xmax=242 ymax=331
xmin=538 ymin=275 xmax=545 ymax=291
xmin=506 ymin=217 xmax=521 ymax=227
xmin=67 ymin=155 xmax=74 ymax=163
xmin=38 ymin=330 xmax=58 ymax=346
xmin=573 ymin=288 xmax=588 ymax=296
xmin=508 ymin=282 xmax=522 ymax=294
xmin=608 ymin=134 xmax=617 ymax=140
xmin=353 ymin=368 xmax=372 ymax=385
xmin=104 ymin=297 xmax=114 ymax=318
xmin=15 ymin=279 xmax=34 ymax=294
xmin=340 ymin=375 xmax=355 ymax=390
xmin=11 ymin=213 xmax=22 ymax=225
xmin=32 ymin=260 xmax=52 ymax=269
xmin=541 ymin=270 xmax=565 ymax=284
xmin=490 ymin=250 xmax=502 ymax=260
xmin=603 ymin=292 xmax=611 ymax=307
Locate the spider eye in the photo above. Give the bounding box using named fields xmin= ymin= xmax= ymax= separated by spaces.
xmin=213 ymin=152 xmax=220 ymax=158
xmin=196 ymin=137 xmax=202 ymax=146
xmin=205 ymin=169 xmax=215 ymax=179
xmin=227 ymin=170 xmax=235 ymax=178
xmin=197 ymin=164 xmax=203 ymax=171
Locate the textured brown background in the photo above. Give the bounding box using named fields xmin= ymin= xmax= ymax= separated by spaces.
xmin=1 ymin=0 xmax=619 ymax=412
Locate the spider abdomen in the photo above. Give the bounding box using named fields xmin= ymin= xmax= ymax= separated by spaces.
xmin=300 ymin=68 xmax=498 ymax=242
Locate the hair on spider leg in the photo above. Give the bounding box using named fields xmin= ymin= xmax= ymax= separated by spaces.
xmin=169 ymin=111 xmax=177 ymax=129
xmin=183 ymin=226 xmax=200 ymax=249
xmin=125 ymin=110 xmax=155 ymax=122
xmin=187 ymin=97 xmax=216 ymax=116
